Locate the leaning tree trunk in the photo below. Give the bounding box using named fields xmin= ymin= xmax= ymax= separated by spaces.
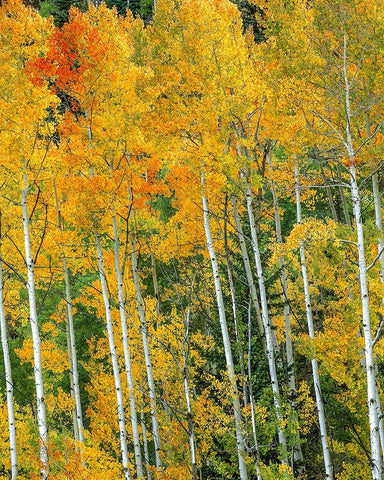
xmin=231 ymin=195 xmax=264 ymax=337
xmin=245 ymin=172 xmax=288 ymax=464
xmin=295 ymin=167 xmax=333 ymax=480
xmin=224 ymin=197 xmax=247 ymax=405
xmin=95 ymin=233 xmax=131 ymax=480
xmin=0 ymin=241 xmax=18 ymax=480
xmin=112 ymin=214 xmax=144 ymax=479
xmin=22 ymin=174 xmax=49 ymax=479
xmin=201 ymin=181 xmax=248 ymax=480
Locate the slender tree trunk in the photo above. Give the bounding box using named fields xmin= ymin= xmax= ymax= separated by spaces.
xmin=65 ymin=316 xmax=79 ymax=445
xmin=337 ymin=163 xmax=351 ymax=227
xmin=140 ymin=395 xmax=151 ymax=480
xmin=245 ymin=172 xmax=288 ymax=463
xmin=224 ymin=197 xmax=247 ymax=406
xmin=150 ymin=248 xmax=160 ymax=319
xmin=268 ymin=154 xmax=304 ymax=471
xmin=0 ymin=241 xmax=18 ymax=480
xmin=372 ymin=171 xmax=384 ymax=460
xmin=181 ymin=303 xmax=197 ymax=480
xmin=247 ymin=302 xmax=262 ymax=480
xmin=53 ymin=181 xmax=85 ymax=447
xmin=22 ymin=174 xmax=49 ymax=479
xmin=95 ymin=233 xmax=131 ymax=480
xmin=295 ymin=167 xmax=333 ymax=479
xmin=112 ymin=214 xmax=144 ymax=479
xmin=130 ymin=228 xmax=163 ymax=470
xmin=63 ymin=257 xmax=86 ymax=445
xmin=342 ymin=35 xmax=382 ymax=477
xmin=319 ymin=162 xmax=338 ymax=222
xmin=349 ymin=163 xmax=382 ymax=479
xmin=231 ymin=195 xmax=263 ymax=337
xmin=201 ymin=184 xmax=248 ymax=480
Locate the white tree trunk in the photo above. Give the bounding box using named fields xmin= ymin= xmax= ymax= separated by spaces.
xmin=372 ymin=172 xmax=384 ymax=460
xmin=95 ymin=233 xmax=131 ymax=480
xmin=224 ymin=201 xmax=248 ymax=405
xmin=269 ymin=155 xmax=304 ymax=470
xmin=130 ymin=230 xmax=162 ymax=470
xmin=0 ymin=242 xmax=18 ymax=479
xmin=231 ymin=195 xmax=264 ymax=337
xmin=21 ymin=174 xmax=49 ymax=479
xmin=65 ymin=315 xmax=79 ymax=445
xmin=247 ymin=303 xmax=262 ymax=480
xmin=342 ymin=35 xmax=382 ymax=477
xmin=245 ymin=175 xmax=288 ymax=463
xmin=140 ymin=396 xmax=151 ymax=480
xmin=349 ymin=164 xmax=382 ymax=479
xmin=181 ymin=298 xmax=198 ymax=480
xmin=53 ymin=180 xmax=85 ymax=447
xmin=63 ymin=256 xmax=85 ymax=445
xmin=295 ymin=167 xmax=333 ymax=479
xmin=112 ymin=215 xmax=144 ymax=479
xmin=202 ymin=189 xmax=248 ymax=480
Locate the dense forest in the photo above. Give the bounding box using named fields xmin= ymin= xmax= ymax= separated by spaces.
xmin=0 ymin=0 xmax=384 ymax=478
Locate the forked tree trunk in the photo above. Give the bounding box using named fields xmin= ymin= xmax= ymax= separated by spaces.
xmin=22 ymin=174 xmax=49 ymax=479
xmin=202 ymin=184 xmax=248 ymax=480
xmin=0 ymin=241 xmax=18 ymax=480
xmin=112 ymin=214 xmax=144 ymax=479
xmin=95 ymin=233 xmax=131 ymax=480
xmin=295 ymin=167 xmax=333 ymax=480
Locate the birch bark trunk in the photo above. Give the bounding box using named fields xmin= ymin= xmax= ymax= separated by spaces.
xmin=342 ymin=34 xmax=382 ymax=478
xmin=295 ymin=167 xmax=333 ymax=480
xmin=112 ymin=214 xmax=144 ymax=479
xmin=130 ymin=228 xmax=163 ymax=470
xmin=0 ymin=240 xmax=18 ymax=479
xmin=269 ymin=153 xmax=304 ymax=471
xmin=95 ymin=233 xmax=131 ymax=480
xmin=245 ymin=173 xmax=288 ymax=463
xmin=202 ymin=185 xmax=248 ymax=480
xmin=53 ymin=180 xmax=85 ymax=446
xmin=231 ymin=196 xmax=264 ymax=337
xmin=21 ymin=174 xmax=49 ymax=479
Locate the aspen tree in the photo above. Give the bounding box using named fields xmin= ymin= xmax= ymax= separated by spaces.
xmin=268 ymin=150 xmax=304 ymax=471
xmin=22 ymin=175 xmax=49 ymax=479
xmin=129 ymin=209 xmax=163 ymax=470
xmin=95 ymin=232 xmax=132 ymax=480
xmin=53 ymin=181 xmax=85 ymax=447
xmin=202 ymin=174 xmax=248 ymax=480
xmin=245 ymin=170 xmax=288 ymax=464
xmin=295 ymin=167 xmax=333 ymax=480
xmin=0 ymin=240 xmax=18 ymax=479
xmin=112 ymin=214 xmax=144 ymax=479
